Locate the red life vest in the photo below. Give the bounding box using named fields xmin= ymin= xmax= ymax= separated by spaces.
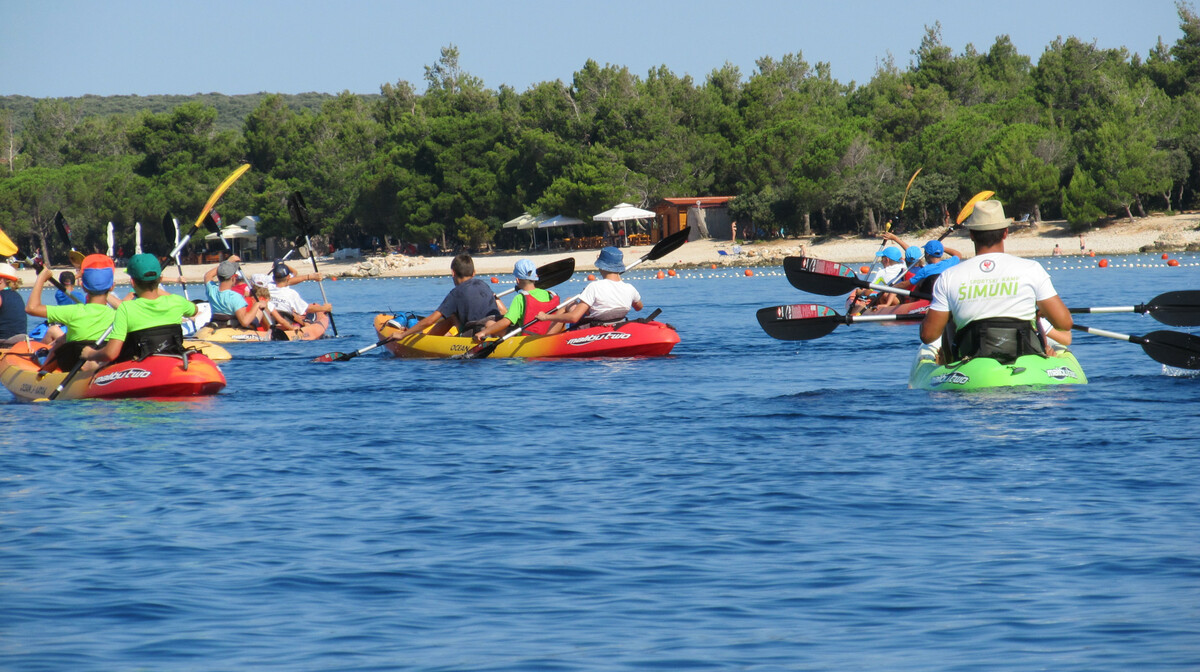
xmin=519 ymin=290 xmax=560 ymax=335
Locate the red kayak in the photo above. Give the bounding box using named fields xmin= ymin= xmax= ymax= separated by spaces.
xmin=0 ymin=341 xmax=226 ymax=402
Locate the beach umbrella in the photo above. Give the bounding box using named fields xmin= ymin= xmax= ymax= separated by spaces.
xmin=594 ymin=203 xmax=655 ymax=245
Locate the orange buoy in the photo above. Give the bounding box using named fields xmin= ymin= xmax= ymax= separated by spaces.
xmin=859 ymin=265 xmax=870 ymax=274
xmin=587 ymin=274 xmax=596 ymax=281
xmin=330 ymin=276 xmax=339 ymax=281
xmin=744 ymin=269 xmax=754 ymax=277
xmin=1098 ymin=259 xmax=1109 ymax=268
xmin=711 ymin=263 xmax=717 ymax=269
xmin=1168 ymin=259 xmax=1180 ymax=267
xmin=667 ymin=269 xmax=676 ymax=277
xmin=655 ymin=270 xmax=665 ymax=279
xmin=490 ymin=276 xmax=499 ymax=283
xmin=1089 ymin=251 xmax=1095 ymax=257
xmin=1162 ymin=253 xmax=1170 ymax=259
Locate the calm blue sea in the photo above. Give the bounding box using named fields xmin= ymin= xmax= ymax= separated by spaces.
xmin=2 ymin=253 xmax=1198 ymax=671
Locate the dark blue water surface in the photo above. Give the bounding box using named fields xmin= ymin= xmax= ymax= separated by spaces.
xmin=3 ymin=254 xmax=1199 ymax=671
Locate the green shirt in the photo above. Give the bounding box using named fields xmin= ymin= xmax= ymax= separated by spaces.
xmin=111 ymin=293 xmax=197 ymax=342
xmin=44 ymin=303 xmax=116 ymax=343
xmin=503 ymin=288 xmax=553 ymax=325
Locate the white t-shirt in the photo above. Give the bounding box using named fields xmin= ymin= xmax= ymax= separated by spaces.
xmin=578 ymin=278 xmax=641 ymax=322
xmin=867 ymin=262 xmax=905 ymax=286
xmin=930 ymin=253 xmax=1058 ymax=328
xmin=268 ymin=285 xmax=311 ymax=316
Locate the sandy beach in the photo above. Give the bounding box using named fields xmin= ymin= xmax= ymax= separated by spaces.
xmin=12 ymin=213 xmax=1200 ymax=286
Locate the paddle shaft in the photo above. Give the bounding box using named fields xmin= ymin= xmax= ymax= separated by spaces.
xmin=301 ymin=233 xmax=337 ymax=336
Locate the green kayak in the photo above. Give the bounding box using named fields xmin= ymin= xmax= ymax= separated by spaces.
xmin=909 ymin=349 xmax=1088 ymax=391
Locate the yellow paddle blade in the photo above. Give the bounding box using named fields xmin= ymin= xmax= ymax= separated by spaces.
xmin=192 ymin=163 xmax=251 ymax=231
xmin=956 ymin=190 xmax=995 ymax=224
xmin=0 ymin=227 xmax=17 ymax=257
xmin=900 ymin=167 xmax=922 ymax=211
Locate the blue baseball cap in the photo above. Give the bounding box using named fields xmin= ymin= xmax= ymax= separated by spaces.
xmin=513 ymin=259 xmax=538 ymax=281
xmin=905 ymin=246 xmax=923 ymax=263
xmin=81 ymin=254 xmax=115 ymax=292
xmin=876 ymin=247 xmax=902 ymax=262
xmin=923 ymin=240 xmax=944 ymax=257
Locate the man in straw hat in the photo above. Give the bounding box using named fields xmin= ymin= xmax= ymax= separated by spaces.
xmin=919 ymin=199 xmax=1072 ymax=363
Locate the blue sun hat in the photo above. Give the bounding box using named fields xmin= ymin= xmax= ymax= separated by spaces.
xmin=905 ymin=246 xmax=923 ymax=264
xmin=876 ymin=247 xmax=902 ymax=262
xmin=513 ymin=259 xmax=538 ymax=281
xmin=595 ymin=247 xmax=626 ymax=273
xmin=80 ymin=254 xmax=115 ymax=292
xmin=923 ymin=240 xmax=944 ymax=258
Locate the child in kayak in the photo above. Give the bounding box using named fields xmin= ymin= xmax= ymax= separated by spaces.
xmin=24 ymin=255 xmax=116 ymax=371
xmin=472 ymin=259 xmax=561 ymax=342
xmin=390 ymin=254 xmax=503 ymax=339
xmin=87 ymin=254 xmax=199 ymax=368
xmin=537 ymin=247 xmax=643 ymax=328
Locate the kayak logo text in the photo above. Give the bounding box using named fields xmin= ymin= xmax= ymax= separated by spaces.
xmin=1045 ymin=367 xmax=1079 ymax=381
xmin=93 ymin=369 xmax=153 ymax=386
xmin=930 ymin=371 xmax=971 ymax=386
xmin=567 ymin=332 xmax=632 ymax=347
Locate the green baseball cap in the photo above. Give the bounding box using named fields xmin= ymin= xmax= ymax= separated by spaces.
xmin=126 ymin=253 xmax=162 ymax=281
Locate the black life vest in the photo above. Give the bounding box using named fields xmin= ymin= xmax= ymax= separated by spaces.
xmin=116 ymin=323 xmax=186 ymax=362
xmin=952 ymin=317 xmax=1045 ymax=364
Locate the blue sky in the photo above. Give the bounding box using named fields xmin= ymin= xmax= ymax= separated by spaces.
xmin=1 ymin=0 xmax=1188 ymax=98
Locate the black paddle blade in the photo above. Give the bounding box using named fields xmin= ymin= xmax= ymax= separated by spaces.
xmin=161 ymin=213 xmax=176 ymax=245
xmin=461 ymin=339 xmax=501 ymax=360
xmin=1141 ymin=329 xmax=1200 ymax=369
xmin=54 ymin=211 xmax=71 ymax=246
xmin=783 ymin=256 xmax=866 ymax=296
xmin=756 ymin=304 xmax=843 ymax=341
xmin=645 ymin=226 xmax=691 ymax=261
xmin=534 ymin=258 xmax=575 ymax=289
xmin=288 ymin=192 xmax=314 ymax=236
xmin=1146 ymin=291 xmax=1200 ymax=327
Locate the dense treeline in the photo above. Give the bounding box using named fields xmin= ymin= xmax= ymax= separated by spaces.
xmin=2 ymin=4 xmax=1198 ymax=265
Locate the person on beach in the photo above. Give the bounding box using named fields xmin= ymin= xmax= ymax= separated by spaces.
xmin=86 ymin=254 xmax=198 ymax=370
xmin=472 ymin=259 xmax=562 ymax=342
xmin=919 ymin=200 xmax=1072 ymax=363
xmin=390 ymin=254 xmax=503 ymax=339
xmin=537 ymin=247 xmax=643 ymax=328
xmin=24 ymin=255 xmax=116 ymax=371
xmin=1052 ymin=244 xmax=1062 ymax=256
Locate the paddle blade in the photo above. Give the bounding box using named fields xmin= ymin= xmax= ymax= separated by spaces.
xmin=161 ymin=213 xmax=176 ymax=245
xmin=956 ymin=190 xmax=995 ymax=224
xmin=900 ymin=167 xmax=922 ymax=211
xmin=0 ymin=226 xmax=16 ymax=257
xmin=192 ymin=163 xmax=250 ymax=232
xmin=287 ymin=191 xmax=314 ymax=236
xmin=783 ymin=256 xmax=864 ymax=296
xmin=645 ymin=226 xmax=691 ymax=261
xmin=1147 ymin=290 xmax=1200 ymax=327
xmin=54 ymin=211 xmax=71 ymax=247
xmin=533 ymin=258 xmax=575 ymax=290
xmin=756 ymin=304 xmax=843 ymax=341
xmin=1142 ymin=330 xmax=1200 ymax=369
xmin=311 ymin=352 xmax=341 ymax=363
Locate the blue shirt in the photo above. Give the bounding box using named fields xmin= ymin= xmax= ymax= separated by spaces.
xmin=436 ymin=277 xmax=501 ymax=328
xmin=206 ymin=281 xmax=248 ymax=316
xmin=909 ymin=256 xmax=960 ymax=286
xmin=55 ymin=288 xmax=87 ymax=305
